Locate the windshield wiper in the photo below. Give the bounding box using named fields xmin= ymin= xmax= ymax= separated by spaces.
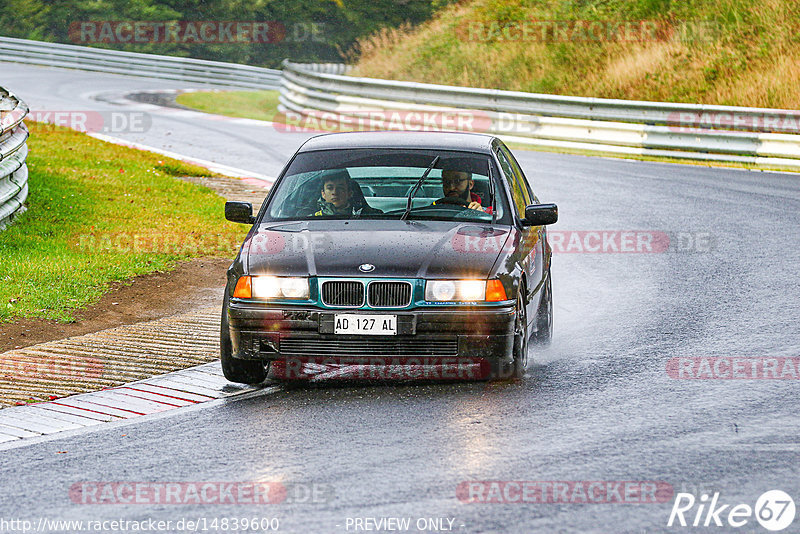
xmin=401 ymin=155 xmax=440 ymax=220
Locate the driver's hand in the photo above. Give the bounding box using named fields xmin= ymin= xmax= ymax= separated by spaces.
xmin=467 ymin=201 xmax=485 ymax=212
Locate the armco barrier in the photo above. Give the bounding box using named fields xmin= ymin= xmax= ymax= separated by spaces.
xmin=0 ymin=87 xmax=29 ymax=230
xmin=279 ymin=61 xmax=800 ymax=168
xmin=0 ymin=36 xmax=281 ymax=90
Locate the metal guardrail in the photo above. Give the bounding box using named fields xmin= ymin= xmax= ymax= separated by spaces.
xmin=0 ymin=36 xmax=282 ymax=90
xmin=296 ymin=63 xmax=352 ymax=76
xmin=280 ymin=61 xmax=800 ymax=168
xmin=0 ymin=87 xmax=29 ymax=230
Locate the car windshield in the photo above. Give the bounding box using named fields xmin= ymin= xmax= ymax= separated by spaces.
xmin=263 ymin=148 xmax=507 ymax=223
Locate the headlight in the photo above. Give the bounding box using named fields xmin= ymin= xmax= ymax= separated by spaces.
xmin=233 ymin=276 xmax=309 ymax=300
xmin=428 ymin=280 xmax=456 ymax=301
xmin=426 ymin=280 xmax=490 ymax=302
xmin=279 ymin=277 xmax=309 ymax=299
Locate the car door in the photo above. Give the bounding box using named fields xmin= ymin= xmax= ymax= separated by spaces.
xmin=494 ymin=143 xmax=540 ymax=315
xmin=500 ymin=143 xmax=550 ymax=313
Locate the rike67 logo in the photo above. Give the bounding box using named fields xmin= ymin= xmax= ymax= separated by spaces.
xmin=668 ymin=490 xmax=796 ymax=531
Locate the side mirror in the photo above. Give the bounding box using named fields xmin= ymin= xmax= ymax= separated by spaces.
xmin=522 ymin=203 xmax=558 ymax=226
xmin=225 ymin=201 xmax=255 ymax=224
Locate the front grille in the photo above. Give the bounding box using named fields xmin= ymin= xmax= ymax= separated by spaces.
xmin=321 ymin=280 xmax=364 ymax=307
xmin=368 ymin=281 xmax=412 ymax=308
xmin=279 ymin=337 xmax=459 ymax=357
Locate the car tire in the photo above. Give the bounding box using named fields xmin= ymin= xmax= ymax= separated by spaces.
xmin=510 ymin=287 xmax=529 ymax=378
xmin=532 ymin=271 xmax=553 ymax=346
xmin=489 ymin=286 xmax=528 ymax=380
xmin=220 ymin=300 xmax=268 ymax=384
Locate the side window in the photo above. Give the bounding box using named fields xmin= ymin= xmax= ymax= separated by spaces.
xmin=496 ymin=148 xmax=526 ymax=217
xmin=500 ymin=145 xmax=533 ymax=205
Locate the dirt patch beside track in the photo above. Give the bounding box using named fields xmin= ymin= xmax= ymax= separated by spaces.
xmin=0 ymin=257 xmax=231 ymax=353
xmin=1 ymin=173 xmax=269 ymax=354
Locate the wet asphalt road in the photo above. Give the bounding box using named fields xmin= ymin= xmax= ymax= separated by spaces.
xmin=0 ymin=62 xmax=309 ymax=177
xmin=1 ymin=62 xmax=799 ymax=533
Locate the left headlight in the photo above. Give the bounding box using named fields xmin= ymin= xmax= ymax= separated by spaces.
xmin=233 ymin=276 xmax=310 ymax=300
xmin=425 ymin=280 xmax=490 ymax=302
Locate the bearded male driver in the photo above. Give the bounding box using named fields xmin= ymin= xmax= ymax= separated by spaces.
xmin=439 ymin=170 xmax=489 ymax=212
xmin=313 ymin=169 xmax=383 ymax=217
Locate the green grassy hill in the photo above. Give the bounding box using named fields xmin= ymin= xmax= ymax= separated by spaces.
xmin=351 ymin=0 xmax=800 ymax=108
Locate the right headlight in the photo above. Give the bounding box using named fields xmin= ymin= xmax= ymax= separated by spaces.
xmin=233 ymin=276 xmax=310 ymax=300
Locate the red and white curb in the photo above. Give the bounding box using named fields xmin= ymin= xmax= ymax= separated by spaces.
xmin=0 ymin=362 xmax=272 ymax=444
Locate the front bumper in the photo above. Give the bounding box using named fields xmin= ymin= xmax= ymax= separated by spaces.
xmin=227 ymin=301 xmax=515 ymax=366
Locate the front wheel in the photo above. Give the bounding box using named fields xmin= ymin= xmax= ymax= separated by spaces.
xmin=489 ymin=288 xmax=528 ymax=380
xmin=510 ymin=289 xmax=529 ymax=378
xmin=220 ymin=300 xmax=268 ymax=384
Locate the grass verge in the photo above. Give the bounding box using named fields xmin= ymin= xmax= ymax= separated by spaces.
xmin=0 ymin=122 xmax=249 ymax=323
xmin=176 ymin=90 xmax=281 ymax=122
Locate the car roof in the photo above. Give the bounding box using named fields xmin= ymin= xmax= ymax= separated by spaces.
xmin=296 ymin=131 xmax=497 ymax=154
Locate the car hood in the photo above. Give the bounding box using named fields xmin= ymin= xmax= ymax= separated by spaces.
xmin=243 ymin=219 xmax=511 ymax=279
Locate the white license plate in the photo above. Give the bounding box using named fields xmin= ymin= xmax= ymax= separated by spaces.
xmin=334 ymin=314 xmax=397 ymax=336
